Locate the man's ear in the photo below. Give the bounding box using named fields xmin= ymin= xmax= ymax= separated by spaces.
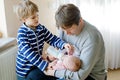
xmin=79 ymin=17 xmax=82 ymax=23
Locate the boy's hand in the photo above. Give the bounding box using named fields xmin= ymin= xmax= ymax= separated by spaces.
xmin=64 ymin=43 xmax=74 ymax=55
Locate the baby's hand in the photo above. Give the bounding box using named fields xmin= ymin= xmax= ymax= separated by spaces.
xmin=64 ymin=43 xmax=74 ymax=55
xmin=46 ymin=60 xmax=57 ymax=70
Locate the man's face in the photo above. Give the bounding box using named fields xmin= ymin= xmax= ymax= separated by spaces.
xmin=62 ymin=24 xmax=79 ymax=35
xmin=61 ymin=19 xmax=83 ymax=35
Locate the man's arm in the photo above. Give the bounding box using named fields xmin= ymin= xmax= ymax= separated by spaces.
xmin=54 ymin=42 xmax=100 ymax=80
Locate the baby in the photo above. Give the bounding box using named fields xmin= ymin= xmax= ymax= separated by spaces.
xmin=45 ymin=46 xmax=82 ymax=72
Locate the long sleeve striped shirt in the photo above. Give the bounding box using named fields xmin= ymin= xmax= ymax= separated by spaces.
xmin=16 ymin=23 xmax=66 ymax=77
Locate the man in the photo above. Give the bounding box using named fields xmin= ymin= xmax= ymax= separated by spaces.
xmin=44 ymin=4 xmax=107 ymax=80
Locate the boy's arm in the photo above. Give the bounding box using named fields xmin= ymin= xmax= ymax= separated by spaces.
xmin=43 ymin=26 xmax=66 ymax=49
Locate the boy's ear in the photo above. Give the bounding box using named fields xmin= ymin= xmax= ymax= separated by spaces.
xmin=20 ymin=18 xmax=26 ymax=22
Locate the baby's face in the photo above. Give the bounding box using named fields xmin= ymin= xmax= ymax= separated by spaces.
xmin=62 ymin=55 xmax=80 ymax=71
xmin=62 ymin=55 xmax=75 ymax=71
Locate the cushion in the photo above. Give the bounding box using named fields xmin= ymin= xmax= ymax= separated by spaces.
xmin=0 ymin=38 xmax=17 ymax=52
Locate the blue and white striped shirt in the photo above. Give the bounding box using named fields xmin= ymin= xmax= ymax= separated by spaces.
xmin=16 ymin=23 xmax=66 ymax=77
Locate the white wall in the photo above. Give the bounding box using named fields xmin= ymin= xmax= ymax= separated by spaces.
xmin=0 ymin=0 xmax=20 ymax=38
xmin=4 ymin=0 xmax=21 ymax=37
xmin=0 ymin=0 xmax=7 ymax=37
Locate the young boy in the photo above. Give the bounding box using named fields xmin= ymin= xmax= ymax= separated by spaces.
xmin=14 ymin=0 xmax=73 ymax=80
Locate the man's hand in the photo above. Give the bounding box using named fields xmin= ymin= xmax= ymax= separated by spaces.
xmin=64 ymin=43 xmax=74 ymax=55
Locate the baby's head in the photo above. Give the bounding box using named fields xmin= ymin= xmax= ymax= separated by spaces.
xmin=14 ymin=0 xmax=39 ymax=21
xmin=62 ymin=55 xmax=81 ymax=72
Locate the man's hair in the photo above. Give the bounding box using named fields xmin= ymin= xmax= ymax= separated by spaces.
xmin=55 ymin=4 xmax=81 ymax=29
xmin=14 ymin=0 xmax=39 ymax=20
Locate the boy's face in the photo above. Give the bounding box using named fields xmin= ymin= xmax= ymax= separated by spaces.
xmin=23 ymin=12 xmax=39 ymax=28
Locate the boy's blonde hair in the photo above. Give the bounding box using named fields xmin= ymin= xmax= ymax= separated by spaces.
xmin=14 ymin=0 xmax=39 ymax=20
